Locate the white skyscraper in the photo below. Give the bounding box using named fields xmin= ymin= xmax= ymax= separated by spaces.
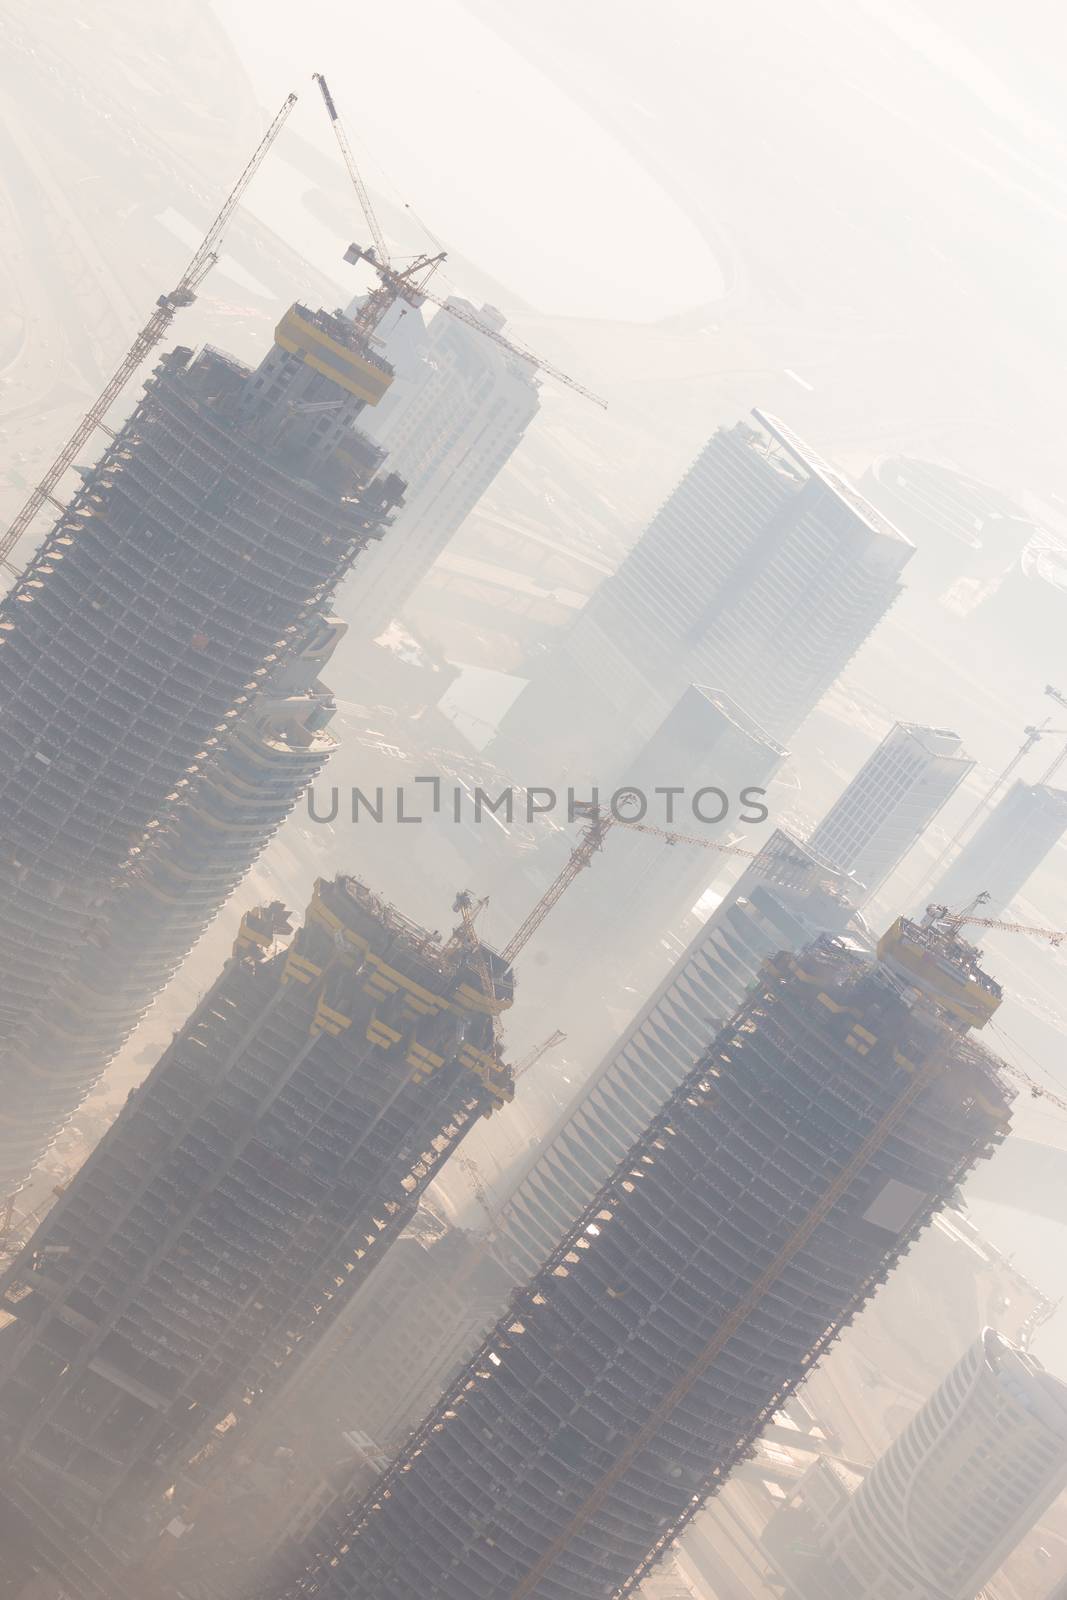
xmin=493 ymin=410 xmax=913 ymax=780
xmin=809 ymin=721 xmax=973 ymax=903
xmin=782 ymin=1330 xmax=1067 ymax=1600
xmin=336 ymin=296 xmax=540 ymax=645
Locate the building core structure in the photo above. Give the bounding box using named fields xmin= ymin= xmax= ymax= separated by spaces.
xmin=492 ymin=410 xmax=913 ymax=780
xmin=767 ymin=1328 xmax=1067 ymax=1600
xmin=278 ymin=913 xmax=1010 ymax=1600
xmin=0 ymin=304 xmax=405 ymax=1192
xmin=809 ymin=721 xmax=973 ymax=904
xmin=0 ymin=876 xmax=513 ymax=1597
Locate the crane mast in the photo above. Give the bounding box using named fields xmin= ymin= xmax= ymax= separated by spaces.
xmin=312 ymin=72 xmax=607 ymax=408
xmin=0 ymin=92 xmax=298 ymax=577
xmin=513 ymin=1028 xmax=566 ymax=1082
xmin=312 ymin=73 xmax=390 ymax=267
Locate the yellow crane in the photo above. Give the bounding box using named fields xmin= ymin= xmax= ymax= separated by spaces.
xmin=513 ymin=1028 xmax=567 ymax=1083
xmin=456 ymin=1030 xmax=568 ymax=1235
xmin=456 ymin=1155 xmax=497 ymax=1235
xmin=0 ymin=93 xmax=299 ymax=577
xmin=312 ymin=72 xmax=607 ymax=409
xmin=500 ymin=800 xmax=1067 ymax=968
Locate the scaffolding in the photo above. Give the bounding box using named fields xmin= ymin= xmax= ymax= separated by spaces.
xmin=0 ymin=876 xmax=513 ymax=1592
xmin=0 ymin=313 xmax=403 ymax=1194
xmin=281 ymin=934 xmax=1011 ymax=1600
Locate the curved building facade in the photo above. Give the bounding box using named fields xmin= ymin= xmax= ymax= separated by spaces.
xmin=818 ymin=1329 xmax=1067 ymax=1599
xmin=0 ymin=307 xmax=404 ymax=1188
xmin=0 ymin=613 xmax=347 ymax=1192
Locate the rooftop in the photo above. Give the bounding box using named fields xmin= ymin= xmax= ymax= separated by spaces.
xmin=752 ymin=407 xmax=914 ymax=550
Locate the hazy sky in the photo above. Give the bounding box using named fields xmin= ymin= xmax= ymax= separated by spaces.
xmin=213 ymin=0 xmax=724 ymax=319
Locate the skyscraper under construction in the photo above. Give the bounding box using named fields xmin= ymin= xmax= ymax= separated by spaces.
xmin=0 ymin=611 xmax=349 ymax=1195
xmin=0 ymin=305 xmax=405 ymax=1192
xmin=496 ymin=828 xmax=860 ymax=1285
xmin=279 ymin=915 xmax=1011 ymax=1600
xmin=0 ymin=876 xmax=513 ymax=1597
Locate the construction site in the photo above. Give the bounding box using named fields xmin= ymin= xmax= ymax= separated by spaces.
xmin=0 ymin=24 xmax=1066 ymax=1600
xmin=276 ymin=914 xmax=1013 ymax=1600
xmin=0 ymin=611 xmax=350 ymax=1212
xmin=0 ymin=876 xmax=513 ymax=1597
xmin=0 ymin=210 xmax=409 ymax=1189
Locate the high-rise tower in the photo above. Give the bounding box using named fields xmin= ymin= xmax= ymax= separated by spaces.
xmin=543 ymin=685 xmax=787 ymax=984
xmin=493 ymin=410 xmax=913 ymax=779
xmin=496 ymin=828 xmax=859 ymax=1283
xmin=927 ymin=779 xmax=1067 ymax=918
xmin=331 ymin=295 xmax=540 ymax=653
xmin=162 ymin=1211 xmax=512 ymax=1599
xmin=809 ymin=721 xmax=973 ymax=903
xmin=279 ymin=914 xmax=1010 ymax=1600
xmin=150 ymin=835 xmax=859 ymax=1600
xmin=0 ymin=307 xmax=404 ymax=1188
xmin=773 ymin=1329 xmax=1067 ymax=1600
xmin=0 ymin=876 xmax=512 ymax=1594
xmin=0 ymin=613 xmax=348 ymax=1195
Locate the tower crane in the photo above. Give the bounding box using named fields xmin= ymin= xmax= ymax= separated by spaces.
xmin=446 ymin=807 xmax=1063 ymax=1142
xmin=500 ymin=794 xmax=829 ymax=967
xmin=0 ymin=93 xmax=299 ymax=578
xmin=1038 ymin=684 xmax=1067 ymax=784
xmin=456 ymin=1156 xmax=497 ymax=1235
xmin=513 ymin=1029 xmax=567 ymax=1083
xmin=312 ymin=72 xmax=608 ymax=409
xmin=500 ymin=800 xmax=621 ymax=965
xmin=925 ymin=895 xmax=1064 ymax=949
xmin=499 ymin=801 xmax=1067 ymax=969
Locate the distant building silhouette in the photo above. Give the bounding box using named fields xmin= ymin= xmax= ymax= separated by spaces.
xmin=493 ymin=410 xmax=913 ymax=779
xmin=928 ymin=779 xmax=1067 ymax=918
xmin=810 ymin=721 xmax=972 ymax=903
xmin=332 ymin=296 xmax=540 ymax=650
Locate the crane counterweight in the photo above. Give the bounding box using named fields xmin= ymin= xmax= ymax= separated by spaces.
xmin=312 ymin=71 xmax=607 ymax=408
